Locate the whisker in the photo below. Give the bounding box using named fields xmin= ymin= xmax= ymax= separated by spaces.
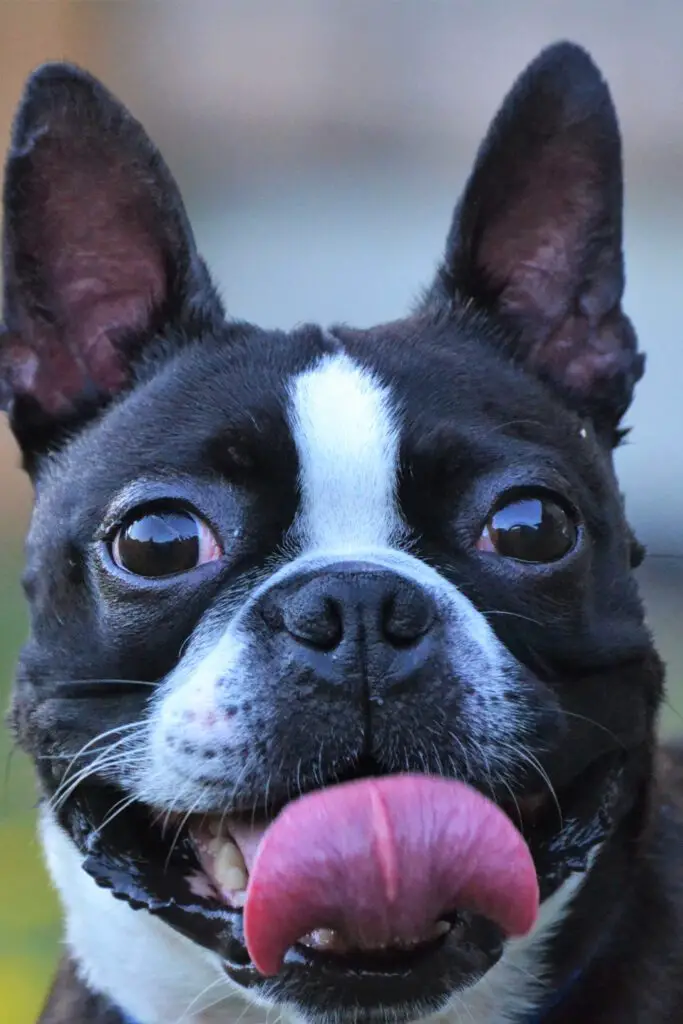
xmin=560 ymin=710 xmax=626 ymax=747
xmin=53 ymin=678 xmax=157 ymax=688
xmin=49 ymin=749 xmax=145 ymax=813
xmin=232 ymin=997 xmax=263 ymax=1024
xmin=482 ymin=609 xmax=546 ymax=627
xmin=150 ymin=799 xmax=182 ymax=838
xmin=49 ymin=729 xmax=146 ymax=811
xmin=448 ymin=730 xmax=473 ymax=780
xmin=175 ymin=975 xmax=230 ymax=1023
xmin=164 ymin=798 xmax=202 ymax=870
xmin=52 ymin=721 xmax=145 ymax=780
xmin=46 ymin=678 xmax=158 ymax=701
xmin=663 ymin=699 xmax=683 ymax=726
xmin=469 ymin=735 xmax=525 ymax=827
xmin=53 ymin=727 xmax=145 ymax=788
xmin=98 ymin=792 xmax=144 ymax=832
xmin=49 ymin=747 xmax=132 ymax=807
xmin=507 ymin=744 xmax=563 ymax=828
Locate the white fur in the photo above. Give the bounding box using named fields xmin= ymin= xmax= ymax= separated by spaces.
xmin=288 ymin=353 xmax=405 ymax=551
xmin=141 ymin=628 xmax=252 ymax=809
xmin=41 ymin=810 xmax=247 ymax=1024
xmin=41 ymin=807 xmax=594 ymax=1024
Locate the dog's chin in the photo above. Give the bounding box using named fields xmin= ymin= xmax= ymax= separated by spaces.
xmin=54 ymin=754 xmax=627 ymax=1022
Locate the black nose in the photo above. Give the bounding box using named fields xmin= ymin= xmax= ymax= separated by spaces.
xmin=263 ymin=563 xmax=439 ymax=695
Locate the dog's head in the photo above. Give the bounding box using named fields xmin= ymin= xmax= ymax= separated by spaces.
xmin=2 ymin=42 xmax=663 ymax=1024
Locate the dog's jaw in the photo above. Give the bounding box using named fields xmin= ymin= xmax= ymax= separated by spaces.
xmin=40 ymin=809 xmax=257 ymax=1024
xmin=40 ymin=806 xmax=594 ymax=1024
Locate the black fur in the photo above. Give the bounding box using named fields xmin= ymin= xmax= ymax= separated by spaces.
xmin=2 ymin=41 xmax=681 ymax=1024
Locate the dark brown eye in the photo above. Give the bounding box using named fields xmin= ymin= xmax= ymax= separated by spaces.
xmin=476 ymin=495 xmax=577 ymax=563
xmin=111 ymin=508 xmax=221 ymax=578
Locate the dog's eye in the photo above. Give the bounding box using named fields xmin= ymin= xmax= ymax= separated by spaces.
xmin=111 ymin=508 xmax=222 ymax=578
xmin=476 ymin=495 xmax=577 ymax=563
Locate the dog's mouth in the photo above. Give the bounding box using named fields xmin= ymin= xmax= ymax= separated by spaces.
xmin=187 ymin=774 xmax=540 ymax=973
xmin=58 ymin=754 xmax=627 ymax=1019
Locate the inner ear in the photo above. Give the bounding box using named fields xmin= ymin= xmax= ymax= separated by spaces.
xmin=425 ymin=42 xmax=644 ymax=432
xmin=0 ymin=62 xmax=224 ymax=467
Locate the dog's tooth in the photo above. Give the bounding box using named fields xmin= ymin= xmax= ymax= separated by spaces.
xmin=299 ymin=929 xmax=342 ymax=951
xmin=205 ymin=836 xmax=223 ymax=857
xmin=221 ymin=865 xmax=249 ymax=891
xmin=217 ymin=840 xmax=247 ymax=870
xmin=214 ymin=840 xmax=248 ymax=892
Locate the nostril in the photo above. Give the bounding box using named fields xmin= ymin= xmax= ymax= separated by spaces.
xmin=261 ymin=567 xmax=437 ymax=664
xmin=283 ymin=595 xmax=343 ymax=651
xmin=382 ymin=590 xmax=435 ymax=648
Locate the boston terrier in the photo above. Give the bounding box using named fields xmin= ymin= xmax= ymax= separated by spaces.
xmin=2 ymin=40 xmax=682 ymax=1024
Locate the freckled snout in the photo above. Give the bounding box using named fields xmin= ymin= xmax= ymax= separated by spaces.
xmin=256 ymin=563 xmax=440 ymax=697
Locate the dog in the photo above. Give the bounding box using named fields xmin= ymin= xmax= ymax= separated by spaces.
xmin=2 ymin=39 xmax=682 ymax=1024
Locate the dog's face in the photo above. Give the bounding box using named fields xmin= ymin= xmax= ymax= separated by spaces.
xmin=1 ymin=43 xmax=663 ymax=1024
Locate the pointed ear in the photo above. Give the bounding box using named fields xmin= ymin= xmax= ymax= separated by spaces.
xmin=425 ymin=42 xmax=644 ymax=433
xmin=0 ymin=62 xmax=224 ymax=469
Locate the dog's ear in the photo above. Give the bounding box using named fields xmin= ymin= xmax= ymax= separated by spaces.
xmin=0 ymin=62 xmax=224 ymax=470
xmin=425 ymin=41 xmax=643 ymax=433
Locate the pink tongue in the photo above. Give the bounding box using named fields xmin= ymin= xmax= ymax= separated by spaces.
xmin=243 ymin=775 xmax=538 ymax=976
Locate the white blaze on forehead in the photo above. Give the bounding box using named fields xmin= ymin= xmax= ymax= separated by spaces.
xmin=288 ymin=353 xmax=404 ymax=552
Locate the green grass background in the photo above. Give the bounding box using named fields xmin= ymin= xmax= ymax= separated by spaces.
xmin=1 ymin=549 xmax=61 ymax=1023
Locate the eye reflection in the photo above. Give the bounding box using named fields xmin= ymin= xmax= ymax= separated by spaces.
xmin=477 ymin=496 xmax=577 ymax=563
xmin=111 ymin=508 xmax=222 ymax=578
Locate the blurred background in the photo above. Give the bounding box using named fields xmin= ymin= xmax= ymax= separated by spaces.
xmin=0 ymin=2 xmax=681 ymax=1020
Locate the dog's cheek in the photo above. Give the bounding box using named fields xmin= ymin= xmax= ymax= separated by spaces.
xmin=6 ymin=683 xmax=29 ymax=745
xmin=135 ymin=633 xmax=256 ymax=806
